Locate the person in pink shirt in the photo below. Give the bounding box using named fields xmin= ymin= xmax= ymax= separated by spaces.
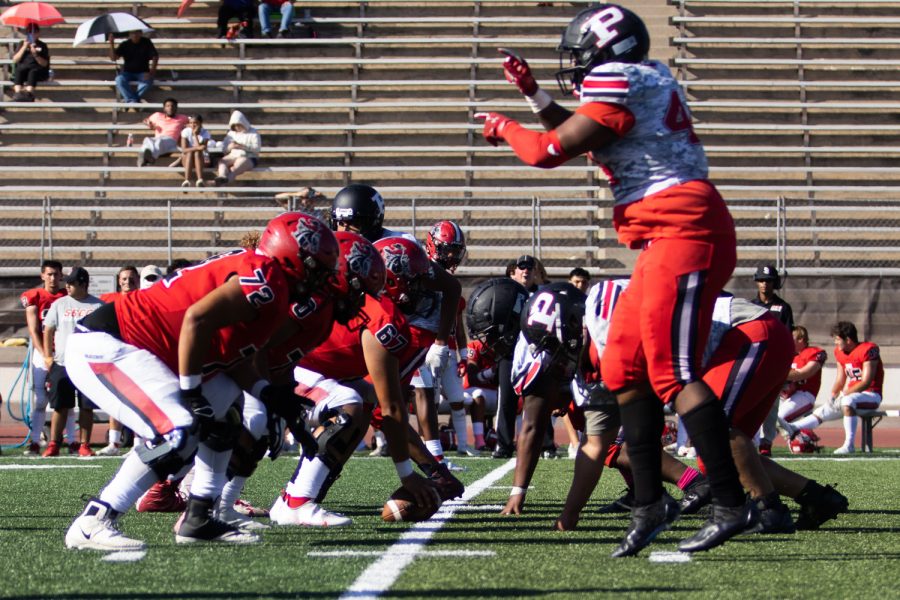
xmin=139 ymin=97 xmax=190 ymax=166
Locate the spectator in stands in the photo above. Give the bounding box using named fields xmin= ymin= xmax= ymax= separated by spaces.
xmin=568 ymin=267 xmax=591 ymax=293
xmin=750 ymin=264 xmax=795 ymax=456
xmin=218 ymin=0 xmax=256 ymax=39
xmin=788 ymin=321 xmax=884 ymax=454
xmin=180 ymin=114 xmax=211 ymax=188
xmin=215 ymin=110 xmax=261 ymax=186
xmin=140 ymin=264 xmax=164 ymax=289
xmin=11 ymin=25 xmax=50 ymax=102
xmin=41 ymin=267 xmax=103 ymax=457
xmin=138 ymin=98 xmax=189 ymax=167
xmin=275 ymin=186 xmax=327 ymax=217
xmin=259 ymin=0 xmax=294 ymax=38
xmin=109 ymin=30 xmax=158 ymax=105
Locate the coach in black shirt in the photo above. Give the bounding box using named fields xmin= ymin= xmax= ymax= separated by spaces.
xmin=109 ymin=30 xmax=158 ymax=104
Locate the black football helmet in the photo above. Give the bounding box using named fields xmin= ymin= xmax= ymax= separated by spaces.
xmin=555 ymin=4 xmax=650 ymax=96
xmin=330 ymin=184 xmax=386 ymax=241
xmin=521 ymin=282 xmax=586 ymax=376
xmin=466 ymin=278 xmax=529 ymax=359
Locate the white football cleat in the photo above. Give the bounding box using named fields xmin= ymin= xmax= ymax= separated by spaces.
xmin=65 ymin=499 xmax=146 ymax=551
xmin=833 ymin=445 xmax=855 ymax=455
xmin=456 ymin=447 xmax=480 ymax=457
xmin=95 ymin=443 xmax=121 ymax=457
xmin=270 ymin=494 xmax=351 ymax=527
xmin=215 ymin=505 xmax=270 ymax=531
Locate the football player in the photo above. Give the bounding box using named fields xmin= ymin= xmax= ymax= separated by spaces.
xmin=330 ymin=185 xmax=463 ymax=464
xmin=789 ymin=321 xmax=884 ymax=454
xmin=778 ymin=326 xmax=827 ymax=432
xmin=63 ymin=212 xmax=339 ymax=550
xmin=480 ymin=4 xmax=747 ymax=556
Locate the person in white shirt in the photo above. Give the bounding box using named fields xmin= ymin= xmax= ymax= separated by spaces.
xmin=179 ymin=114 xmax=211 ymax=188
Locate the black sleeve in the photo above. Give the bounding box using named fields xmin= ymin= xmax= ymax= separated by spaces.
xmin=782 ymin=303 xmax=794 ymax=330
xmin=146 ymin=38 xmax=159 ymax=59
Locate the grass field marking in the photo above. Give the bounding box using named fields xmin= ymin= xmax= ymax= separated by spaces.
xmin=774 ymin=456 xmax=900 ymax=462
xmin=308 ymin=550 xmax=496 ymax=558
xmin=648 ymin=551 xmax=691 ymax=564
xmin=487 ymin=484 xmax=534 ymax=490
xmin=0 ymin=464 xmax=103 ymax=470
xmin=100 ymin=550 xmax=147 ymax=563
xmin=339 ymin=458 xmax=516 ymax=600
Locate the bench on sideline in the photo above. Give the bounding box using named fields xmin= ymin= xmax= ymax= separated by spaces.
xmin=858 ymin=408 xmax=900 ymax=453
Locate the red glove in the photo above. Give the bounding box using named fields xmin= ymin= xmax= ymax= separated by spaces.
xmin=499 ymin=48 xmax=538 ymax=96
xmin=457 ymin=360 xmax=467 ymax=378
xmin=475 ymin=112 xmax=514 ymax=146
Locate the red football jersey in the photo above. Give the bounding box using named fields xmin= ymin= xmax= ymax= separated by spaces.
xmin=398 ymin=324 xmax=435 ymax=384
xmin=792 ymin=346 xmax=827 ymax=396
xmin=266 ymin=294 xmax=335 ymax=372
xmin=447 ymin=295 xmax=467 ymax=351
xmin=115 ymin=248 xmax=290 ymax=375
xmin=20 ymin=286 xmax=67 ymax=327
xmin=464 ymin=339 xmax=497 ymax=390
xmin=100 ymin=290 xmax=132 ymax=304
xmin=299 ymin=294 xmax=412 ymax=381
xmin=835 ymin=341 xmax=884 ymax=395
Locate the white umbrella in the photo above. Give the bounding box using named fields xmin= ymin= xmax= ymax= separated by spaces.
xmin=73 ymin=12 xmax=153 ymax=47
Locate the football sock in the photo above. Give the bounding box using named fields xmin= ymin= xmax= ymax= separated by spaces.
xmin=618 ymin=396 xmax=664 ymax=506
xmin=99 ymin=452 xmax=159 ymax=513
xmin=451 ymin=408 xmax=469 ymax=450
xmin=286 ymin=457 xmax=330 ymax=500
xmin=65 ymin=411 xmax=77 ymax=443
xmin=677 ymin=466 xmax=701 ymax=491
xmin=30 ymin=407 xmax=47 ymax=443
xmin=372 ymin=430 xmax=386 ymax=449
xmin=473 ymin=422 xmax=485 ymax=449
xmin=791 ymin=414 xmax=820 ymax=431
xmin=191 ymin=443 xmax=231 ymax=500
xmin=425 ymin=439 xmax=444 ymax=461
xmin=680 ymin=402 xmax=745 ymax=507
xmin=109 ymin=428 xmax=122 ymax=446
xmin=219 ymin=476 xmax=246 ymax=512
xmin=842 ymin=415 xmax=857 ymax=448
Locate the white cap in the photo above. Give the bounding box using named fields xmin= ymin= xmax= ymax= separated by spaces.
xmin=140 ymin=264 xmax=164 ymax=289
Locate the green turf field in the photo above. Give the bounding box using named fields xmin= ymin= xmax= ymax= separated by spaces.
xmin=2 ymin=452 xmax=899 ymax=599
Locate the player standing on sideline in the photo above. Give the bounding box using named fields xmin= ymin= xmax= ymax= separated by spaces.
xmin=20 ymin=260 xmax=67 ymax=455
xmin=63 ymin=213 xmax=338 ymax=550
xmin=788 ymin=321 xmax=883 ymax=454
xmin=330 ymin=185 xmax=462 ymax=464
xmin=479 ymin=4 xmax=750 ymax=556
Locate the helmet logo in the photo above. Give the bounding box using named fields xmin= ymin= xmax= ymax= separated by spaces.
xmin=582 ymin=6 xmax=625 ymax=48
xmin=334 ymin=207 xmax=355 ymax=220
xmin=527 ymin=291 xmax=561 ymax=336
xmin=381 ymin=242 xmax=411 ymax=277
xmin=347 ymin=240 xmax=373 ymax=277
xmin=292 ymin=217 xmax=321 ymax=254
xmin=371 ymin=191 xmax=385 ymax=215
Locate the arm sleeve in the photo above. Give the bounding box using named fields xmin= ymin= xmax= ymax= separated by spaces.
xmin=575 ymin=102 xmax=635 ymax=138
xmin=501 ymin=122 xmax=570 ymax=169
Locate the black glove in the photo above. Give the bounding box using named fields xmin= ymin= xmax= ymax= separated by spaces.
xmin=266 ymin=414 xmax=285 ymax=461
xmin=181 ymin=386 xmax=215 ymax=422
xmin=260 ymin=383 xmax=317 ymax=460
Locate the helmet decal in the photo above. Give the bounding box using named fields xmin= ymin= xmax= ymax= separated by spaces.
xmin=381 ymin=242 xmax=412 ymax=278
xmin=292 ymin=217 xmax=322 ymax=255
xmin=347 ymin=240 xmax=374 ymax=279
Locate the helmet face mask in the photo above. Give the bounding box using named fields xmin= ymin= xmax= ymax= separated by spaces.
xmin=465 ymin=278 xmax=529 ymax=359
xmin=373 ymin=237 xmax=433 ymax=312
xmin=330 ymin=232 xmax=386 ymax=326
xmin=426 ymin=221 xmax=467 ymax=273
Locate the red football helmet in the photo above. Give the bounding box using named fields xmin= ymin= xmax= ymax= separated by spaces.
xmin=789 ymin=429 xmax=821 ymax=454
xmin=331 ymin=231 xmax=386 ymax=325
xmin=425 ymin=220 xmax=467 ymax=273
xmin=372 ymin=236 xmax=433 ymax=309
xmin=257 ymin=212 xmax=340 ymax=296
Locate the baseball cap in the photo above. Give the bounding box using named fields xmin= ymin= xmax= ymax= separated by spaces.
xmin=140 ymin=264 xmax=164 ymax=289
xmin=516 ymin=255 xmax=536 ymax=269
xmin=65 ymin=266 xmax=89 ymax=285
xmin=753 ymin=264 xmax=779 ymax=282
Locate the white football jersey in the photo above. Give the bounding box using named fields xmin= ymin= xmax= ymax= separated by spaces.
xmin=581 ymin=60 xmax=709 ymax=206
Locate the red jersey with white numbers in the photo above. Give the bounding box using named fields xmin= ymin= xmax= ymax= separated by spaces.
xmin=300 ymin=294 xmax=412 ymax=381
xmin=115 ymin=248 xmax=290 ymax=375
xmin=835 ymin=341 xmax=883 ymax=395
xmin=266 ymin=294 xmax=336 ymax=372
xmin=464 ymin=339 xmax=497 ymax=390
xmin=792 ymin=346 xmax=827 ymax=396
xmin=21 ymin=286 xmax=67 ymax=327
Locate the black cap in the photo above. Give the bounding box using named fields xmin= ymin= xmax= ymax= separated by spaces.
xmin=516 ymin=255 xmax=536 ymax=269
xmin=65 ymin=266 xmax=89 ymax=285
xmin=754 ymin=264 xmax=779 ymax=282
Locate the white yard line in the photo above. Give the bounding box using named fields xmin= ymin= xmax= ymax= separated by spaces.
xmin=100 ymin=550 xmax=148 ymax=563
xmin=309 ymin=549 xmax=496 ymax=558
xmin=0 ymin=464 xmax=102 ymax=470
xmin=339 ymin=459 xmax=516 ymax=600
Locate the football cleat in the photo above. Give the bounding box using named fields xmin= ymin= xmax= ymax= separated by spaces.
xmin=269 ymin=492 xmax=352 ymax=527
xmin=23 ymin=442 xmax=41 ymax=456
xmin=833 ymin=445 xmax=854 ymax=455
xmin=65 ymin=498 xmax=146 ymax=551
xmin=611 ymin=492 xmax=680 ymax=558
xmin=678 ymin=499 xmax=758 ymax=553
xmin=175 ymin=495 xmax=260 ymax=544
xmin=746 ymin=494 xmax=795 ymax=535
xmin=491 ymin=447 xmax=514 ymax=459
xmin=41 ymin=441 xmax=60 ymax=457
xmin=599 ymin=489 xmax=634 ymax=514
xmin=96 ymin=443 xmax=121 ymax=456
xmin=795 ymin=483 xmax=849 ymax=530
xmin=758 ymin=441 xmax=772 ymax=457
xmin=679 ymin=476 xmax=711 ymax=515
xmin=78 ymin=443 xmax=94 ymax=457
xmin=215 ymin=505 xmax=270 ymax=531
xmin=136 ymin=479 xmax=187 ymax=513
xmin=232 ymin=498 xmax=270 ymax=518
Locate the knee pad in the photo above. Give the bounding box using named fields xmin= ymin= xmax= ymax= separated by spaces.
xmin=200 ymin=403 xmax=243 ymax=452
xmin=316 ymin=409 xmax=362 ymax=469
xmin=135 ymin=426 xmax=199 ymax=480
xmin=228 ymin=427 xmax=269 ymax=479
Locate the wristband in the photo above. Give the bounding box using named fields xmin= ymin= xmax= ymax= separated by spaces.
xmin=525 ymin=89 xmax=552 ymax=114
xmin=250 ymin=379 xmax=269 ymax=399
xmin=510 ymin=486 xmax=527 ymax=497
xmin=179 ymin=374 xmax=202 ymax=390
xmin=394 ymin=459 xmax=414 ymax=479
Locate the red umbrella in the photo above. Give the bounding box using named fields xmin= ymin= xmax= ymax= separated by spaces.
xmin=176 ymin=0 xmax=194 ymax=18
xmin=0 ymin=2 xmax=64 ymax=28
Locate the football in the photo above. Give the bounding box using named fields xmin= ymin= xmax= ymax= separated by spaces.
xmin=381 ymin=487 xmax=441 ymax=523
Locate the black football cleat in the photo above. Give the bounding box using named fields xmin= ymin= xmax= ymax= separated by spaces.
xmin=610 ymin=492 xmax=680 ymax=558
xmin=746 ymin=493 xmax=796 ymax=535
xmin=678 ymin=499 xmax=758 ymax=553
xmin=679 ymin=476 xmax=711 ymax=515
xmin=795 ymin=483 xmax=849 ymax=530
xmin=175 ymin=495 xmax=259 ymax=544
xmin=491 ymin=446 xmax=514 ymax=459
xmin=598 ymin=489 xmax=634 ymax=514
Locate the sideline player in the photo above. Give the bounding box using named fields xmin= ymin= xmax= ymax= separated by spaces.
xmin=789 ymin=321 xmax=883 ymax=454
xmin=478 ymin=4 xmax=748 ymax=556
xmin=778 ymin=326 xmax=827 ymax=431
xmin=63 ymin=212 xmax=339 ymax=550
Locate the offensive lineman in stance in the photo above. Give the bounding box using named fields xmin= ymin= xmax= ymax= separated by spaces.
xmin=478 ymin=4 xmax=750 ymax=555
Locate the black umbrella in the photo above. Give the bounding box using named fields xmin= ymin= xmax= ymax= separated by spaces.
xmin=73 ymin=12 xmax=153 ymax=46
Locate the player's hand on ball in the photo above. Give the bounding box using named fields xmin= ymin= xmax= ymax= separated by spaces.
xmin=499 ymin=47 xmax=538 ymax=96
xmin=475 ymin=112 xmax=513 ymax=147
xmin=401 ymin=472 xmax=441 ymax=512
